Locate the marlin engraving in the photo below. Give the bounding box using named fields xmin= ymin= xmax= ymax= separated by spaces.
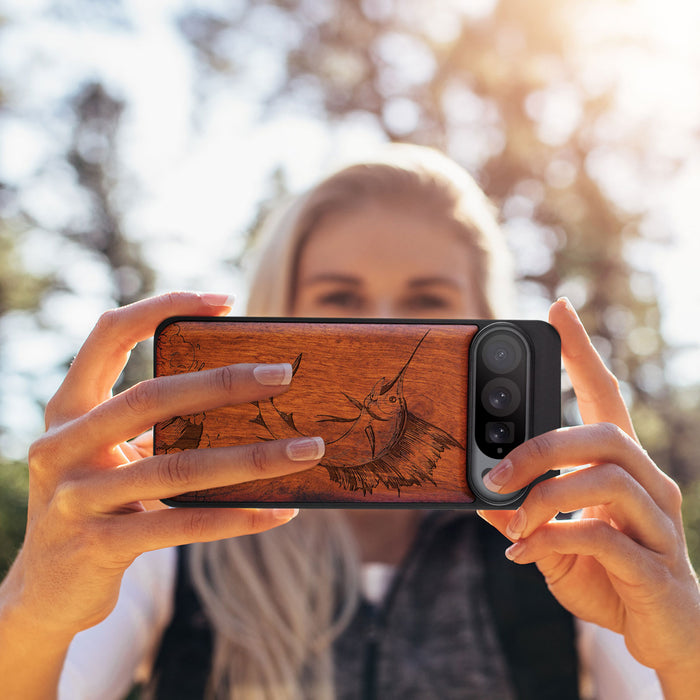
xmin=254 ymin=331 xmax=464 ymax=495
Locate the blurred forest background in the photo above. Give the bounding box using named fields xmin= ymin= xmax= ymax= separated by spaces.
xmin=1 ymin=0 xmax=700 ymax=575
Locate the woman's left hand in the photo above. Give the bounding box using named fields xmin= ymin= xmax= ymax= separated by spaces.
xmin=478 ymin=298 xmax=700 ymax=696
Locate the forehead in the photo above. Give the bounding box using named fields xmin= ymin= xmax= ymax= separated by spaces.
xmin=298 ymin=202 xmax=472 ymax=279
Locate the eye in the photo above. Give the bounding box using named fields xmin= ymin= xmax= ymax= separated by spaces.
xmin=389 ymin=396 xmax=397 ymax=403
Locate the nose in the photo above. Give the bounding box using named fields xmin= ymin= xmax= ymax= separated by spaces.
xmin=367 ymin=300 xmax=398 ymax=318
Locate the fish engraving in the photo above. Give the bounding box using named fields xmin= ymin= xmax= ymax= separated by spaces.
xmin=254 ymin=332 xmax=464 ymax=495
xmin=156 ymin=325 xmax=210 ymax=453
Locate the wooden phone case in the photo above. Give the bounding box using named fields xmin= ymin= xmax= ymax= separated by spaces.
xmin=153 ymin=318 xmax=559 ymax=508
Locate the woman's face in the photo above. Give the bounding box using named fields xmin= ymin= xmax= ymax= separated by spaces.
xmin=293 ymin=202 xmax=485 ymax=319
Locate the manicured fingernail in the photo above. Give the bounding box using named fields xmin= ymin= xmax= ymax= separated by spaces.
xmin=505 ymin=541 xmax=527 ymax=561
xmin=199 ymin=293 xmax=236 ymax=308
xmin=483 ymin=460 xmax=512 ymax=493
xmin=254 ymin=363 xmax=293 ymax=386
xmin=286 ymin=437 xmax=325 ymax=461
xmin=506 ymin=509 xmax=527 ymax=540
xmin=557 ymin=296 xmax=578 ymax=319
xmin=273 ymin=508 xmax=299 ymax=521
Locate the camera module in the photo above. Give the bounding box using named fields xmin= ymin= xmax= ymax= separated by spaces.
xmin=467 ymin=320 xmax=559 ymax=507
xmin=470 ymin=323 xmax=531 ymax=463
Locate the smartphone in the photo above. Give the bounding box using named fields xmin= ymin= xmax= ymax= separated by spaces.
xmin=153 ymin=317 xmax=560 ymax=509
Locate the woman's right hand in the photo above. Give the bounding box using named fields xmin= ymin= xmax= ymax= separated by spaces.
xmin=1 ymin=292 xmax=324 ymax=642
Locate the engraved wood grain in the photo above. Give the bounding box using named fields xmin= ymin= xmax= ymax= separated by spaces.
xmin=154 ymin=321 xmax=478 ymax=505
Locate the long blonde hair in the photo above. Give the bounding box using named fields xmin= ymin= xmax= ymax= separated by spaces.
xmin=188 ymin=145 xmax=513 ymax=699
xmin=188 ymin=512 xmax=359 ymax=700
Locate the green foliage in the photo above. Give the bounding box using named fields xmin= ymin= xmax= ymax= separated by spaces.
xmin=0 ymin=460 xmax=28 ymax=577
xmin=0 ymin=223 xmax=54 ymax=316
xmin=682 ymin=478 xmax=700 ymax=572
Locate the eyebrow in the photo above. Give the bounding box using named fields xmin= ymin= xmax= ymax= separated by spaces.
xmin=302 ymin=273 xmax=362 ymax=286
xmin=407 ymin=277 xmax=462 ymax=290
xmin=301 ymin=274 xmax=463 ymax=290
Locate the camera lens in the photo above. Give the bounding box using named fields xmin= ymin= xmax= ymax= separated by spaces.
xmin=482 ymin=334 xmax=522 ymax=374
xmin=481 ymin=378 xmax=521 ymax=417
xmin=489 ymin=387 xmax=510 ymax=411
xmin=486 ymin=421 xmax=514 ymax=444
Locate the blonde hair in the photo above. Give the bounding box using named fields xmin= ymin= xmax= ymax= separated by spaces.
xmin=188 ymin=512 xmax=359 ymax=700
xmin=246 ymin=143 xmax=514 ymax=318
xmin=188 ymin=144 xmax=514 ymax=699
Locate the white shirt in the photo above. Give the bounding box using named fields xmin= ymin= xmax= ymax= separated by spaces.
xmin=59 ymin=548 xmax=663 ymax=700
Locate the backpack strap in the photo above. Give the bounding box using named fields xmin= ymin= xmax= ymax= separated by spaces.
xmin=146 ymin=546 xmax=212 ymax=700
xmin=477 ymin=515 xmax=580 ymax=700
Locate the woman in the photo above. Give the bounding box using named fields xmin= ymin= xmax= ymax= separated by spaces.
xmin=0 ymin=145 xmax=697 ymax=699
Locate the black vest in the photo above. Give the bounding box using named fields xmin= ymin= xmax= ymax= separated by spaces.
xmin=148 ymin=514 xmax=579 ymax=699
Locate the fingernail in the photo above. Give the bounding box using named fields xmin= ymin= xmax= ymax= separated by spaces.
xmin=483 ymin=460 xmax=512 ymax=493
xmin=557 ymin=296 xmax=578 ymax=319
xmin=199 ymin=293 xmax=236 ymax=308
xmin=254 ymin=363 xmax=293 ymax=386
xmin=273 ymin=508 xmax=299 ymax=521
xmin=506 ymin=509 xmax=527 ymax=540
xmin=286 ymin=437 xmax=325 ymax=461
xmin=505 ymin=541 xmax=527 ymax=561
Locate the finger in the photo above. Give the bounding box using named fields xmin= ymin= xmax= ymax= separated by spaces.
xmin=120 ymin=431 xmax=152 ymax=461
xmin=47 ymin=292 xmax=234 ymax=424
xmin=86 ymin=437 xmax=325 ymax=507
xmin=127 ymin=430 xmax=153 ymax=459
xmin=483 ymin=424 xmax=681 ymax=514
xmin=548 ymin=298 xmax=636 ymax=439
xmin=109 ymin=506 xmax=301 ymax=558
xmin=120 ymin=441 xmax=144 ymax=462
xmin=66 ymin=362 xmax=294 ymax=455
xmin=476 ymin=509 xmax=515 ymax=539
xmin=503 ymin=518 xmax=662 ymax=587
xmin=503 ymin=464 xmax=675 ymax=554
